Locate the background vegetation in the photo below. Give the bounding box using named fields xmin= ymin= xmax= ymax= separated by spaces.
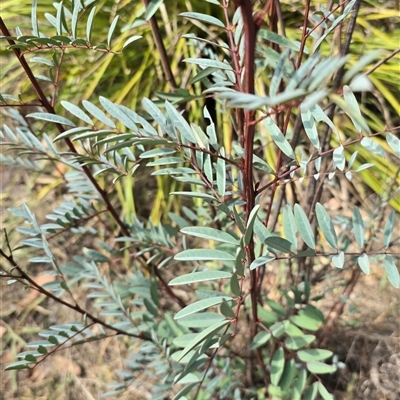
xmin=0 ymin=0 xmax=399 ymax=399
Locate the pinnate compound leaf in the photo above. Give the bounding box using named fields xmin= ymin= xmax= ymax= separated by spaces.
xmin=306 ymin=361 xmax=336 ymax=374
xmin=180 ymin=12 xmax=225 ymax=28
xmin=315 ymin=203 xmax=337 ymax=248
xmin=174 ymin=297 xmax=232 ymax=320
xmin=169 ymin=271 xmax=231 ymax=286
xmin=352 ymin=207 xmax=365 ymax=249
xmin=294 ymin=204 xmax=315 ymax=249
xmin=386 ymin=133 xmax=400 ymax=157
xmin=174 ymin=249 xmax=235 ymax=261
xmin=357 ymin=253 xmax=370 ymax=275
xmin=383 ymin=210 xmax=395 ymax=248
xmin=384 ymin=256 xmax=399 ymax=289
xmin=27 ymin=113 xmax=75 ymax=127
xmin=271 ymin=347 xmax=285 ymax=386
xmin=61 ymin=101 xmax=93 ymax=125
xmin=180 ymin=227 xmax=238 ymax=245
xmin=264 ymin=117 xmax=295 ymax=159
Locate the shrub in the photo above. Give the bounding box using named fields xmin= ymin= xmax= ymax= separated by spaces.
xmin=1 ymin=0 xmax=399 ymax=399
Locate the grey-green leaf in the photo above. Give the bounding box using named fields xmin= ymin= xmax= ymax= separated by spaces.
xmin=174 ymin=249 xmax=235 ymax=261
xmin=271 ymin=347 xmax=285 ymax=386
xmin=165 ymin=101 xmax=196 ymax=142
xmin=177 ymin=312 xmax=225 ymax=328
xmin=244 ymin=204 xmax=260 ymax=245
xmin=178 ymin=319 xmax=229 ymax=361
xmin=250 ymin=255 xmax=276 ymax=270
xmin=264 ymin=117 xmax=295 ymax=159
xmin=318 ymin=382 xmax=334 ymax=400
xmin=357 ymin=253 xmax=370 ymax=275
xmin=333 ymin=145 xmax=345 ymax=171
xmin=61 ymin=101 xmax=93 ymax=125
xmin=265 ymin=236 xmax=294 ymax=254
xmin=386 ymin=133 xmax=400 ymax=157
xmin=343 ymin=85 xmax=364 ymax=132
xmin=361 ymin=137 xmax=385 ymax=157
xmin=283 ymin=205 xmax=298 ymax=251
xmin=297 ymin=349 xmax=333 ymax=362
xmin=169 ymin=271 xmax=231 ymax=286
xmin=82 ymin=100 xmax=116 ymax=128
xmin=107 ymin=15 xmax=119 ymax=47
xmin=250 ymin=331 xmax=271 ymax=350
xmin=332 ymin=251 xmax=345 ymax=269
xmin=284 ymin=335 xmax=316 ymax=350
xmin=383 ymin=210 xmax=394 ymax=248
xmin=26 ymin=113 xmax=75 ymax=127
xmin=216 ymin=147 xmax=226 ymax=197
xmin=352 ymin=207 xmax=365 ymax=249
xmin=86 ymin=6 xmax=96 ymax=42
xmin=180 ymin=12 xmax=225 ymax=28
xmin=384 ymin=255 xmax=399 ymax=289
xmin=294 ymin=204 xmax=315 ymax=249
xmin=180 ymin=227 xmax=239 ymax=245
xmin=315 ymin=203 xmax=337 ymax=249
xmin=145 ymin=0 xmax=164 ymax=20
xmin=174 ymin=297 xmax=232 ymax=320
xmin=306 ymin=361 xmax=336 ymax=374
xmin=301 ymin=108 xmax=320 ymax=150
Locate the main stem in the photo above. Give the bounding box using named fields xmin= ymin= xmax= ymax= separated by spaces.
xmin=236 ymin=0 xmax=258 ymax=333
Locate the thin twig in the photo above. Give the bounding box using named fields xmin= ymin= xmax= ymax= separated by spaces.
xmin=142 ymin=0 xmax=178 ymax=91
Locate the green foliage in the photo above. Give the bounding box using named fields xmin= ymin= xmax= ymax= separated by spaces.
xmin=1 ymin=0 xmax=399 ymax=399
